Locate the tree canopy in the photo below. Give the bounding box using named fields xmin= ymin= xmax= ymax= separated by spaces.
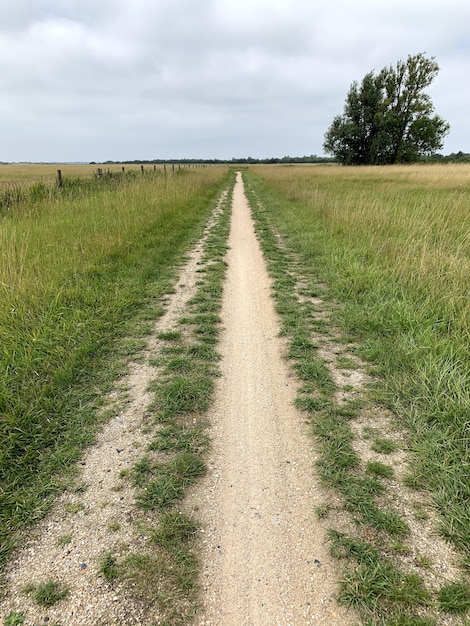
xmin=323 ymin=53 xmax=450 ymax=165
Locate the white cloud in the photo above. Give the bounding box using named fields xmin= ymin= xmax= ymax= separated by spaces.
xmin=0 ymin=0 xmax=468 ymax=161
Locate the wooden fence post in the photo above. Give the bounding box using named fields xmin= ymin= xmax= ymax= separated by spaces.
xmin=57 ymin=170 xmax=63 ymax=189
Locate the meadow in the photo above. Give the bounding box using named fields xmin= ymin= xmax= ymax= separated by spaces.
xmin=0 ymin=162 xmax=165 ymax=189
xmin=0 ymin=165 xmax=229 ymax=569
xmin=246 ymin=165 xmax=470 ymax=624
xmin=2 ymin=161 xmax=470 ymax=624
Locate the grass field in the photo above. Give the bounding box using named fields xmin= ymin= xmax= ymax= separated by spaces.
xmin=2 ymin=161 xmax=470 ymax=624
xmin=0 ymin=165 xmax=229 ymax=571
xmin=0 ymin=162 xmax=184 ymax=189
xmin=244 ymin=163 xmax=470 ymax=623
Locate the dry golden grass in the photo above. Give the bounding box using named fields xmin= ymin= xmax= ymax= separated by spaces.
xmin=0 ymin=163 xmax=167 ymax=189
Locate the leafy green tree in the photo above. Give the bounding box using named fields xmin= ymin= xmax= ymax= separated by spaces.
xmin=324 ymin=53 xmax=450 ymax=164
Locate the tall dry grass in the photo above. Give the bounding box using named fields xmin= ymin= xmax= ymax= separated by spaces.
xmin=246 ymin=163 xmax=470 ymax=567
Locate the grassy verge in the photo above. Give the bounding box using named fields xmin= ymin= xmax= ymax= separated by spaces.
xmin=97 ymin=175 xmax=234 ymax=623
xmin=243 ymin=166 xmax=470 ymax=625
xmin=0 ymin=167 xmax=229 ymax=574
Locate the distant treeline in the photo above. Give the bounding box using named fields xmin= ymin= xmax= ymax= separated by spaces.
xmin=426 ymin=151 xmax=470 ymax=163
xmin=98 ymin=152 xmax=470 ymax=165
xmin=98 ymin=155 xmax=335 ymax=165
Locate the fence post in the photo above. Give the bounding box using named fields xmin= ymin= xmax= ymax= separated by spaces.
xmin=122 ymin=166 xmax=125 ymax=173
xmin=97 ymin=168 xmax=102 ymax=178
xmin=141 ymin=165 xmax=144 ymax=173
xmin=57 ymin=170 xmax=63 ymax=189
xmin=172 ymin=164 xmax=175 ymax=172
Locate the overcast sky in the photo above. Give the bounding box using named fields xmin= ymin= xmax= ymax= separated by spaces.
xmin=1 ymin=0 xmax=469 ymax=162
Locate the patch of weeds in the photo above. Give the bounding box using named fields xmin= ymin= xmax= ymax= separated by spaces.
xmin=415 ymin=553 xmax=433 ymax=570
xmin=124 ymin=549 xmax=198 ymax=622
xmin=24 ymin=580 xmax=69 ymax=607
xmin=73 ymin=482 xmax=89 ymax=494
xmin=99 ymin=551 xmax=121 ymax=582
xmin=57 ymin=533 xmax=72 ymax=547
xmin=438 ymin=582 xmax=470 ymax=614
xmin=388 ymin=541 xmax=411 ymax=555
xmin=362 ymin=426 xmax=378 ymax=440
xmin=294 ymin=355 xmax=334 ymax=392
xmin=149 ymin=422 xmax=209 ymax=454
xmin=4 ymin=613 xmax=25 ymax=626
xmin=163 ymin=355 xmax=194 ymax=374
xmin=314 ymin=503 xmax=332 ymax=519
xmin=118 ymin=337 xmax=148 ymax=356
xmin=137 ymin=452 xmax=206 ymax=511
xmin=380 ymin=613 xmax=436 ymax=625
xmin=366 ymin=461 xmax=394 ymax=479
xmin=411 ymin=503 xmax=429 ymax=521
xmin=157 ymin=330 xmax=182 ymax=342
xmin=336 ymin=356 xmax=358 ymax=369
xmin=152 ymin=510 xmax=198 ymax=550
xmin=371 ymin=437 xmax=398 ymax=455
xmin=294 ymin=395 xmax=331 ymax=413
xmin=156 ymin=374 xmax=214 ymax=418
xmin=64 ymin=501 xmax=84 ymax=514
xmin=107 ymin=521 xmax=121 ymax=533
xmin=187 ymin=342 xmax=221 ymax=361
xmin=329 ymin=530 xmax=429 ymax=620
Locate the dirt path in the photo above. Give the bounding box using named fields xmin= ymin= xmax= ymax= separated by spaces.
xmin=189 ymin=173 xmax=352 ymax=625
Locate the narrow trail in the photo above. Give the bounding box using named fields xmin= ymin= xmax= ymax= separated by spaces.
xmin=189 ymin=173 xmax=352 ymax=625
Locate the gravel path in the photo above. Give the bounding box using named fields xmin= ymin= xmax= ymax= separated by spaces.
xmin=188 ymin=173 xmax=352 ymax=625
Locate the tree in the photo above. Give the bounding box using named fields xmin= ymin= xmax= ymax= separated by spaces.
xmin=324 ymin=53 xmax=450 ymax=164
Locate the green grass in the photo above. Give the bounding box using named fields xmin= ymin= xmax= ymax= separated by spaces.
xmin=371 ymin=438 xmax=398 ymax=455
xmin=243 ymin=166 xmax=470 ymax=623
xmin=0 ymin=166 xmax=230 ymax=573
xmin=329 ymin=530 xmax=431 ymax=623
xmin=98 ymin=551 xmax=121 ymax=582
xmin=245 ymin=164 xmax=470 ymax=573
xmin=23 ymin=579 xmax=69 ymax=607
xmin=4 ymin=613 xmax=25 ymax=626
xmin=367 ymin=461 xmax=394 ymax=479
xmin=438 ymin=582 xmax=470 ymax=614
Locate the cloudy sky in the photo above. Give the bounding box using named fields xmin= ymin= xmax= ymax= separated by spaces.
xmin=1 ymin=0 xmax=469 ymax=162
